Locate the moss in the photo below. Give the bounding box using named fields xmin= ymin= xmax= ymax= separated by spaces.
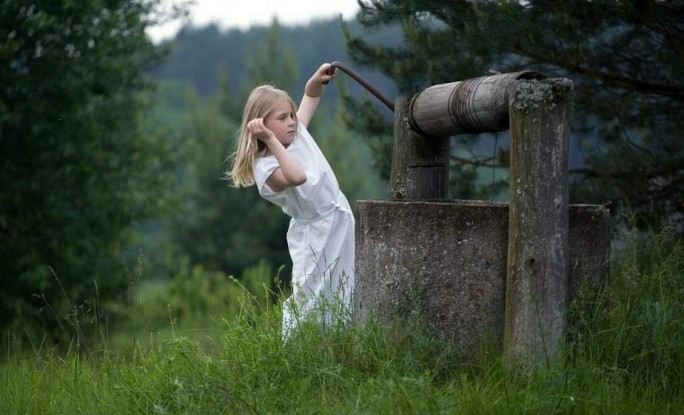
xmin=512 ymin=78 xmax=573 ymax=113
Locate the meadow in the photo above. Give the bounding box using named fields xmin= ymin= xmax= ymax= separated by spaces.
xmin=2 ymin=226 xmax=683 ymax=414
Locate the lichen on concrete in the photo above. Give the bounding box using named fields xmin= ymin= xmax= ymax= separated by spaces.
xmin=512 ymin=78 xmax=573 ymax=112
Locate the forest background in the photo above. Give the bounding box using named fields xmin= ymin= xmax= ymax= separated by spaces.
xmin=1 ymin=1 xmax=397 ymax=347
xmin=1 ymin=0 xmax=682 ymax=349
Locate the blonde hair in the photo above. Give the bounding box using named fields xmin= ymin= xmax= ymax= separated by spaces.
xmin=227 ymin=85 xmax=298 ymax=187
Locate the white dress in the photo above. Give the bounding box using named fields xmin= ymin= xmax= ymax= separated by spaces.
xmin=253 ymin=123 xmax=355 ymax=339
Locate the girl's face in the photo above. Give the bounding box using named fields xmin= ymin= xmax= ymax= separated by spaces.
xmin=264 ymin=100 xmax=296 ymax=147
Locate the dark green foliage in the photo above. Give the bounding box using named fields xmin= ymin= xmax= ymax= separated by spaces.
xmin=168 ymin=95 xmax=291 ymax=278
xmin=339 ymin=83 xmax=394 ymax=180
xmin=156 ymin=18 xmax=400 ymax=116
xmin=0 ymin=0 xmax=181 ymax=343
xmin=345 ymin=0 xmax=684 ymax=222
xmin=163 ymin=22 xmax=297 ymax=280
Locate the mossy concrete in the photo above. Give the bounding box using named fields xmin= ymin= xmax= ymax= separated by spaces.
xmin=354 ymin=200 xmax=610 ymax=355
xmin=505 ymin=78 xmax=574 ymax=363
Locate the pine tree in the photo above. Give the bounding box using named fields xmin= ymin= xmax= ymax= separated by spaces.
xmin=344 ymin=0 xmax=684 ymax=223
xmin=0 ymin=0 xmax=184 ymax=343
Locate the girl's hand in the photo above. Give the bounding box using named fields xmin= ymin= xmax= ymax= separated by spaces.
xmin=316 ymin=62 xmax=336 ymax=84
xmin=249 ymin=118 xmax=306 ymax=190
xmin=305 ymin=63 xmax=336 ymax=97
xmin=299 ymin=62 xmax=334 ymax=126
xmin=247 ymin=118 xmax=275 ymax=142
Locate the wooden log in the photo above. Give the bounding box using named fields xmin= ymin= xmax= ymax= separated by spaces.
xmin=389 ymin=98 xmax=450 ymax=200
xmin=409 ymin=71 xmax=544 ymax=137
xmin=504 ymin=78 xmax=574 ymax=366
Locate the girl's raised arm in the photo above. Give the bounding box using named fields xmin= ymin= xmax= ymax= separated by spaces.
xmin=297 ymin=63 xmax=336 ymax=127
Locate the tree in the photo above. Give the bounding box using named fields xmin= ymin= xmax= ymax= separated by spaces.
xmin=344 ymin=0 xmax=684 ymax=223
xmin=166 ymin=20 xmax=299 ymax=284
xmin=0 ymin=0 xmax=186 ymax=344
xmin=166 ymin=82 xmax=291 ymax=279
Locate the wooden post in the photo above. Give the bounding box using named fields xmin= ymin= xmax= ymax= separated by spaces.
xmin=504 ymin=78 xmax=574 ymax=366
xmin=389 ymin=97 xmax=449 ymax=200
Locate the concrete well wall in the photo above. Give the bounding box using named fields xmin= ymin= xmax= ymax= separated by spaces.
xmin=354 ymin=200 xmax=610 ymax=354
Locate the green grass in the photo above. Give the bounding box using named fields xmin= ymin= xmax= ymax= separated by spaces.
xmin=2 ymin=228 xmax=684 ymax=414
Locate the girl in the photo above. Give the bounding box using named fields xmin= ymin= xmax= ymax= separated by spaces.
xmin=228 ymin=63 xmax=354 ymax=339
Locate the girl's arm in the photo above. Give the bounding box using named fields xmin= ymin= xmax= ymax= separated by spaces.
xmin=297 ymin=63 xmax=336 ymax=127
xmin=248 ymin=118 xmax=306 ymax=192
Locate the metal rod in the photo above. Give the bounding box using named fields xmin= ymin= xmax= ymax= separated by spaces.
xmin=326 ymin=60 xmax=395 ymax=112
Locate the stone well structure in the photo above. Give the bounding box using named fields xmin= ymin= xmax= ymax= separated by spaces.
xmin=354 ymin=200 xmax=610 ymax=355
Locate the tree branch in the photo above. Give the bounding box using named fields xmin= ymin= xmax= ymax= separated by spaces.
xmin=570 ymin=162 xmax=684 ymax=180
xmin=510 ymin=46 xmax=684 ymax=102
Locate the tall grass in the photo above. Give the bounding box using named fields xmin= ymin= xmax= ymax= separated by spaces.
xmin=2 ymin=227 xmax=683 ymax=414
xmin=571 ymin=225 xmax=684 ymax=403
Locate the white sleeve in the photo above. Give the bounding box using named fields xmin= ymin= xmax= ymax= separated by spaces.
xmin=253 ymin=156 xmax=280 ymax=195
